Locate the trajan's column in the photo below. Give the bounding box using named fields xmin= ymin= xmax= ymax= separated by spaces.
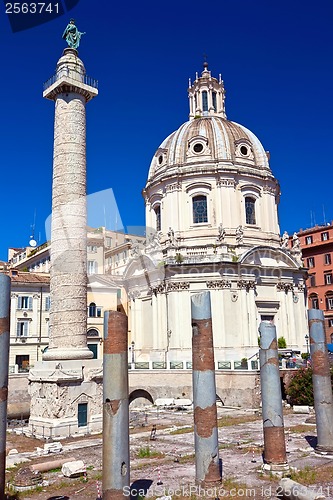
xmin=29 ymin=22 xmax=103 ymax=438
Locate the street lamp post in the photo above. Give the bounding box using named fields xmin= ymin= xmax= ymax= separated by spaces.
xmin=305 ymin=334 xmax=309 ymax=357
xmin=131 ymin=341 xmax=135 ymax=368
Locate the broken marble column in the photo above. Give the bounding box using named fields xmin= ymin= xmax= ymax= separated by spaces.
xmin=308 ymin=309 xmax=333 ymax=454
xmin=103 ymin=311 xmax=129 ymax=499
xmin=259 ymin=321 xmax=288 ymax=469
xmin=191 ymin=291 xmax=221 ymax=486
xmin=0 ymin=273 xmax=10 ymax=500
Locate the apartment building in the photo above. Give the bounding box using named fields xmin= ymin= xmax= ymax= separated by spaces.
xmin=296 ymin=223 xmax=333 ymax=343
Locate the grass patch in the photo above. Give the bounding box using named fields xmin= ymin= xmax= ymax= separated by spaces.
xmin=286 ymin=424 xmax=316 ymax=433
xmin=170 ymin=426 xmax=193 ymax=435
xmin=289 ymin=465 xmax=317 ymax=484
xmin=218 ymin=415 xmax=260 ymax=427
xmin=137 ymin=446 xmax=163 ymax=459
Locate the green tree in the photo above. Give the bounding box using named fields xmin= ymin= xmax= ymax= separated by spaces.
xmin=278 ymin=336 xmax=287 ymax=348
xmin=286 ymin=367 xmax=333 ymax=406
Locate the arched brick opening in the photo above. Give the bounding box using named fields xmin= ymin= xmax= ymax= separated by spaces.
xmin=129 ymin=389 xmax=154 ymax=405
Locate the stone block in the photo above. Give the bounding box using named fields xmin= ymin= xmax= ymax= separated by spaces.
xmin=8 ymin=449 xmax=19 ymax=455
xmin=44 ymin=442 xmax=63 ymax=454
xmin=293 ymin=405 xmax=310 ymax=414
xmin=61 ymin=460 xmax=86 ymax=477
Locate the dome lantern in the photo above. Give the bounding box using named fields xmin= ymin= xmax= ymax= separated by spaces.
xmin=188 ymin=63 xmax=226 ymax=120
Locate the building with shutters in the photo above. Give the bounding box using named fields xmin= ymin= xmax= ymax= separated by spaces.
xmin=294 ymin=223 xmax=333 ymax=344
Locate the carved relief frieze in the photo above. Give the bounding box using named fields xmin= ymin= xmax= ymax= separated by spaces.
xmin=262 ymin=185 xmax=277 ymax=195
xmin=276 ymin=282 xmax=294 ymax=292
xmin=237 ymin=280 xmax=256 ymax=291
xmin=216 ymin=178 xmax=236 ymax=188
xmin=165 ymin=182 xmax=182 ymax=193
xmin=149 ymin=283 xmax=166 ymax=295
xmin=167 ymin=281 xmax=190 ymax=291
xmin=206 ymin=280 xmax=232 ymax=289
xmin=128 ymin=289 xmax=141 ymax=301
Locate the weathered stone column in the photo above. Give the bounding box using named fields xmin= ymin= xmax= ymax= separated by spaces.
xmin=103 ymin=311 xmax=130 ymax=499
xmin=191 ymin=291 xmax=221 ymax=486
xmin=308 ymin=309 xmax=333 ymax=454
xmin=43 ymin=48 xmax=98 ymax=361
xmin=259 ymin=321 xmax=288 ymax=470
xmin=0 ymin=274 xmax=10 ymax=500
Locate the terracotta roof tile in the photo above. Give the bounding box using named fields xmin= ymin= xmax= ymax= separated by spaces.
xmin=1 ymin=271 xmax=50 ymax=284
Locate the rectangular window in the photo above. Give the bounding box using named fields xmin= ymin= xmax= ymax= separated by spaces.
xmin=321 ymin=232 xmax=329 ymax=241
xmin=212 ymin=92 xmax=217 ymax=112
xmin=311 ymin=297 xmax=319 ymax=309
xmin=325 ymin=273 xmax=333 ymax=285
xmin=87 ymin=260 xmax=97 ymax=274
xmin=16 ymin=321 xmax=29 ymax=337
xmin=78 ymin=403 xmax=88 ymax=427
xmin=202 ymin=91 xmax=208 ymax=112
xmin=15 ymin=355 xmax=29 ymax=372
xmin=309 ymin=274 xmax=316 ymax=287
xmin=155 ymin=206 xmax=161 ymax=232
xmin=327 ymin=297 xmax=333 ymax=310
xmin=17 ymin=296 xmax=33 ymax=310
xmin=305 ymin=236 xmax=313 ymax=245
xmin=328 ymin=319 xmax=333 ymax=328
xmin=260 ymin=315 xmax=274 ymax=323
xmin=45 ymin=296 xmax=51 ymax=311
xmin=193 ymin=195 xmax=208 ymax=224
xmin=324 ymin=254 xmax=331 ymax=265
xmin=307 ymin=257 xmax=315 ymax=268
xmin=88 ymin=344 xmax=98 ymax=359
xmin=87 ymin=245 xmax=97 ymax=253
xmin=245 ymin=197 xmax=256 ymax=225
xmin=105 ymin=237 xmax=112 ymax=247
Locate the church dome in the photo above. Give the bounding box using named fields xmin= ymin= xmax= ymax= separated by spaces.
xmin=147 ymin=63 xmax=271 ymax=185
xmin=148 ymin=116 xmax=271 ymax=182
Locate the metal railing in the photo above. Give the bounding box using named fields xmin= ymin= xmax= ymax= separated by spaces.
xmin=43 ymin=70 xmax=98 ymax=91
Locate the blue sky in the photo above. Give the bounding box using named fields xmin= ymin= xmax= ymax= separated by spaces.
xmin=0 ymin=0 xmax=332 ymax=261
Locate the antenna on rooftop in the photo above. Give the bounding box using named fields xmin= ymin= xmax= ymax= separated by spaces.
xmin=323 ymin=205 xmax=327 ymax=226
xmin=29 ymin=209 xmax=37 ymax=247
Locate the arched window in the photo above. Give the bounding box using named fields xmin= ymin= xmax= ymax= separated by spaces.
xmin=193 ymin=195 xmax=208 ymax=224
xmin=245 ymin=197 xmax=256 ymax=225
xmin=88 ymin=302 xmax=96 ymax=317
xmin=212 ymin=92 xmax=217 ymax=112
xmin=202 ymin=91 xmax=208 ymax=112
xmin=87 ymin=328 xmax=99 ymax=337
xmin=154 ymin=205 xmax=161 ymax=232
xmin=309 ymin=294 xmax=319 ymax=309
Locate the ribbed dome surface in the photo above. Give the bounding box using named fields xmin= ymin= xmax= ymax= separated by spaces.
xmin=148 ymin=116 xmax=270 ymax=181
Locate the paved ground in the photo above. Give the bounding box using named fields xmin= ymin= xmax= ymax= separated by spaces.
xmin=5 ymin=406 xmax=333 ymax=499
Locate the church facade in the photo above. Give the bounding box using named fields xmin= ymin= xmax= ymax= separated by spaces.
xmin=125 ymin=64 xmax=308 ymax=370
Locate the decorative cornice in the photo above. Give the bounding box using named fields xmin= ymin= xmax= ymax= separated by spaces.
xmin=206 ymin=280 xmax=232 ymax=289
xmin=165 ymin=182 xmax=182 ymax=193
xmin=276 ymin=282 xmax=294 ymax=292
xmin=297 ymin=282 xmax=305 ymax=292
xmin=128 ymin=290 xmax=141 ymax=301
xmin=216 ymin=178 xmax=236 ymax=188
xmin=262 ymin=185 xmax=277 ymax=195
xmin=167 ymin=281 xmax=190 ymax=291
xmin=149 ymin=281 xmax=190 ymax=295
xmin=237 ymin=279 xmax=256 ymax=291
